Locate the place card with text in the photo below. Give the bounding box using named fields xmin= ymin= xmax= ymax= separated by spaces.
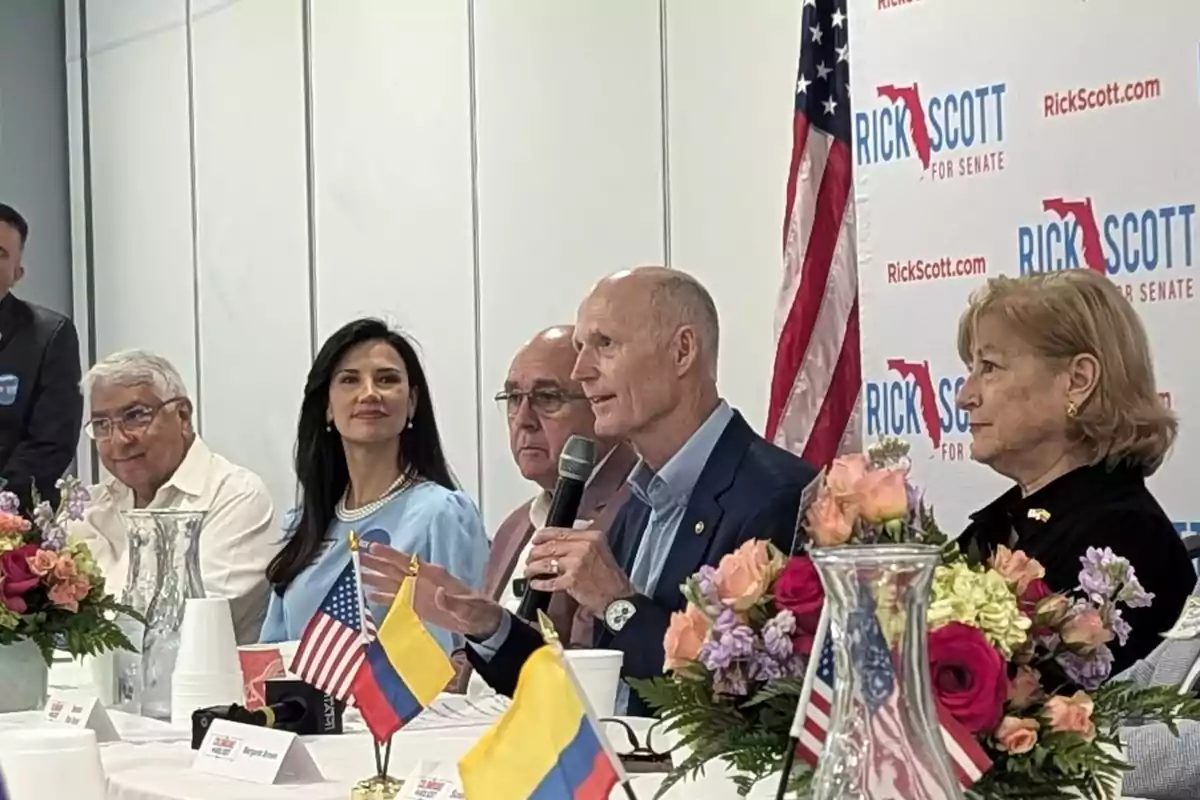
xmin=44 ymin=692 xmax=120 ymax=743
xmin=193 ymin=719 xmax=323 ymax=785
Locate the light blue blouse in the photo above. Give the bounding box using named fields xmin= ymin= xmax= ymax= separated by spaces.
xmin=258 ymin=482 xmax=490 ymax=654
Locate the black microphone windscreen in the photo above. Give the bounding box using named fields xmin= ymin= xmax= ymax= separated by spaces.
xmin=558 ymin=435 xmax=597 ymax=482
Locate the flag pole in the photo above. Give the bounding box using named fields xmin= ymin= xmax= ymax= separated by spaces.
xmin=776 ymin=605 xmax=830 ymax=800
xmin=535 ymin=611 xmax=640 ymax=800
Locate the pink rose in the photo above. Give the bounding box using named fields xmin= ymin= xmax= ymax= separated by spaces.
xmin=853 ymin=468 xmax=908 ymax=524
xmin=1061 ymin=608 xmax=1114 ymax=654
xmin=928 ymin=622 xmax=1007 ymax=734
xmin=989 ymin=546 xmax=1046 ymax=595
xmin=826 ymin=454 xmax=870 ymax=500
xmin=0 ymin=512 xmax=30 ymax=536
xmin=1035 ymin=594 xmax=1072 ymax=629
xmin=28 ymin=549 xmax=58 ymax=578
xmin=805 ymin=489 xmax=855 ymax=547
xmin=1043 ymin=691 xmax=1095 ymax=740
xmin=774 ymin=556 xmax=825 ymax=655
xmin=52 ymin=554 xmax=79 ymax=582
xmin=994 ymin=716 xmax=1039 ymax=755
xmin=1007 ymin=666 xmax=1043 ymax=711
xmin=47 ymin=575 xmax=91 ymax=613
xmin=0 ymin=544 xmax=41 ymax=614
xmin=714 ymin=540 xmax=772 ymax=611
xmin=663 ymin=606 xmax=710 ymax=671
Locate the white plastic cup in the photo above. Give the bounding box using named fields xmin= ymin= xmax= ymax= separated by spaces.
xmin=564 ymin=649 xmax=624 ymax=716
xmin=0 ymin=728 xmax=106 ymax=800
xmin=171 ymin=672 xmax=243 ymax=727
xmin=175 ymin=598 xmax=240 ymax=676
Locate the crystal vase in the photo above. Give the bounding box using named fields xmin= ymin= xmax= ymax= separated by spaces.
xmin=809 ymin=544 xmax=961 ymax=800
xmin=115 ymin=509 xmax=206 ymax=720
xmin=0 ymin=639 xmax=49 ymax=712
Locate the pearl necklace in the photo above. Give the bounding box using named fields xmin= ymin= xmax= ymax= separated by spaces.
xmin=336 ymin=473 xmax=418 ymax=522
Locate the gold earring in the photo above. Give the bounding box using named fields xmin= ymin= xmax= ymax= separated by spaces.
xmin=1066 ymin=401 xmax=1078 ymax=419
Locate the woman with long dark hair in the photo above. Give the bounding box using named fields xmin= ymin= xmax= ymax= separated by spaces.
xmin=259 ymin=319 xmax=488 ymax=653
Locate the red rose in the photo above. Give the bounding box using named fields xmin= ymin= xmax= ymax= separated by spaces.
xmin=927 ymin=622 xmax=1007 ymax=734
xmin=0 ymin=544 xmax=41 ymax=614
xmin=1020 ymin=579 xmax=1051 ymax=615
xmin=775 ymin=556 xmax=824 ymax=655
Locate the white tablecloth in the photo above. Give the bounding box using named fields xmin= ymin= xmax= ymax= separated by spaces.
xmin=0 ymin=707 xmax=1151 ymax=800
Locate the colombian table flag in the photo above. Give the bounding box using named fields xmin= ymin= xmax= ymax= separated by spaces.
xmin=458 ymin=645 xmax=620 ymax=800
xmin=349 ymin=573 xmax=454 ymax=742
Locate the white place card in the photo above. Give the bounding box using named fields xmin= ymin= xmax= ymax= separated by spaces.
xmin=43 ymin=693 xmax=120 ymax=743
xmin=193 ymin=719 xmax=324 ymax=785
xmin=1164 ymin=596 xmax=1200 ymax=640
xmin=399 ymin=761 xmax=465 ymax=799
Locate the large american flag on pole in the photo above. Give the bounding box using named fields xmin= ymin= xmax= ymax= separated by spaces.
xmin=793 ymin=616 xmax=993 ymax=790
xmin=767 ymin=0 xmax=861 ymax=468
xmin=290 ymin=562 xmax=378 ymax=702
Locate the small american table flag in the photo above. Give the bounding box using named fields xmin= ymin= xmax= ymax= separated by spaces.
xmin=767 ymin=0 xmax=862 ymax=468
xmin=290 ymin=562 xmax=377 ymax=702
xmin=793 ymin=622 xmax=992 ymax=790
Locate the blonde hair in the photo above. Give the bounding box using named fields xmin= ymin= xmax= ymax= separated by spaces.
xmin=957 ymin=270 xmax=1175 ymax=475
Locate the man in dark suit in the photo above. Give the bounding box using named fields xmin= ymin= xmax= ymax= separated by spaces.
xmin=0 ymin=204 xmax=83 ymax=509
xmin=363 ymin=267 xmax=815 ymax=715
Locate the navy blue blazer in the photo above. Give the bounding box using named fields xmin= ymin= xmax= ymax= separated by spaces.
xmin=466 ymin=412 xmax=817 ymax=715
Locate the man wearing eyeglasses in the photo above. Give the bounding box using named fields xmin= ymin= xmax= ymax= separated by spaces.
xmin=0 ymin=203 xmax=83 ymax=510
xmin=487 ymin=326 xmax=637 ymax=643
xmin=69 ymin=349 xmax=278 ymax=643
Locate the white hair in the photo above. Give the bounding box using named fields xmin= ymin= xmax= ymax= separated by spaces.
xmin=83 ymin=349 xmax=190 ymax=402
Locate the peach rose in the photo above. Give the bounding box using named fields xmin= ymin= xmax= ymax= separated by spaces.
xmin=854 ymin=468 xmax=908 ymax=524
xmin=28 ymin=549 xmax=58 ymax=577
xmin=1035 ymin=594 xmax=1072 ymax=628
xmin=663 ymin=606 xmax=710 ymax=671
xmin=714 ymin=540 xmax=772 ymax=611
xmin=1061 ymin=609 xmax=1114 ymax=653
xmin=825 ymin=454 xmax=870 ymax=500
xmin=994 ymin=716 xmax=1039 ymax=755
xmin=1043 ymin=691 xmax=1095 ymax=740
xmin=989 ymin=546 xmax=1046 ymax=595
xmin=805 ymin=489 xmax=855 ymax=547
xmin=47 ymin=575 xmax=91 ymax=613
xmin=0 ymin=511 xmax=30 ymax=536
xmin=52 ymin=554 xmax=79 ymax=582
xmin=1007 ymin=666 xmax=1043 ymax=711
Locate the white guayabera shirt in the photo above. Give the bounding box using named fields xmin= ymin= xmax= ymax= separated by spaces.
xmin=68 ymin=436 xmax=279 ymax=644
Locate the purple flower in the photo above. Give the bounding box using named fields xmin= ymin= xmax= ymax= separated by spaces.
xmin=1119 ymin=576 xmax=1155 ymax=609
xmin=695 ymin=565 xmax=720 ymax=606
xmin=0 ymin=492 xmax=19 ymax=514
xmin=699 ymin=619 xmax=755 ymax=672
xmin=1110 ymin=609 xmax=1132 ymax=647
xmin=1057 ymin=645 xmax=1114 ymax=690
xmin=713 ymin=608 xmax=739 ymax=636
xmin=763 ymin=610 xmax=797 ymax=662
xmin=748 ymin=650 xmax=787 ymax=682
xmin=713 ymin=665 xmax=749 ymax=697
xmin=1078 ymin=547 xmax=1119 ymax=600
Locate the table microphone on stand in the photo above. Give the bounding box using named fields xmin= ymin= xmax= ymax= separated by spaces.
xmin=516 ymin=435 xmax=597 ymax=622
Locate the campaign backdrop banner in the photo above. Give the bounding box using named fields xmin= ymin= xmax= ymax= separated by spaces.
xmin=849 ymin=0 xmax=1200 ymax=534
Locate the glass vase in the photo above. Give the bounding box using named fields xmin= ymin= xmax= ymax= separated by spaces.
xmin=809 ymin=544 xmax=961 ymax=800
xmin=0 ymin=639 xmax=49 ymax=712
xmin=114 ymin=509 xmax=206 ymax=720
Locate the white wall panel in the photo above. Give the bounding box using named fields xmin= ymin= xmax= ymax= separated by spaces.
xmin=473 ymin=0 xmax=666 ymax=532
xmin=86 ymin=0 xmax=197 ymax=406
xmin=189 ymin=0 xmax=310 ymax=514
xmin=664 ymin=0 xmax=802 ymax=433
xmin=66 ymin=0 xmax=93 ymax=483
xmin=309 ymin=1 xmax=480 ymax=502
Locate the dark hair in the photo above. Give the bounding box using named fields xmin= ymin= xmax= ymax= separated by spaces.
xmin=266 ymin=318 xmax=458 ymax=593
xmin=0 ymin=204 xmax=29 ymax=246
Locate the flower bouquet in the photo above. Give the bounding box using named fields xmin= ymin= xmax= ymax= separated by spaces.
xmin=0 ymin=477 xmax=139 ymax=662
xmin=632 ymin=439 xmax=1200 ymax=799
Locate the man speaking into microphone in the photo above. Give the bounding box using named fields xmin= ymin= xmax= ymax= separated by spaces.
xmin=362 ymin=268 xmax=815 ymax=716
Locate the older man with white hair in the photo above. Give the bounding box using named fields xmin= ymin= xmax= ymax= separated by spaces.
xmin=69 ymin=349 xmax=278 ymax=643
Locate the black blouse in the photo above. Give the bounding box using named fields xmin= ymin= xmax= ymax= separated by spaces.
xmin=958 ymin=462 xmax=1195 ymax=675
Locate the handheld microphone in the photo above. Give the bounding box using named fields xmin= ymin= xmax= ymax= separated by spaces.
xmin=516 ymin=435 xmax=598 ymax=621
xmin=189 ymin=679 xmax=345 ymax=749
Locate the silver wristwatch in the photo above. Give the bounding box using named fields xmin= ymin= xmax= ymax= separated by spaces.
xmin=604 ymin=597 xmax=637 ymax=633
